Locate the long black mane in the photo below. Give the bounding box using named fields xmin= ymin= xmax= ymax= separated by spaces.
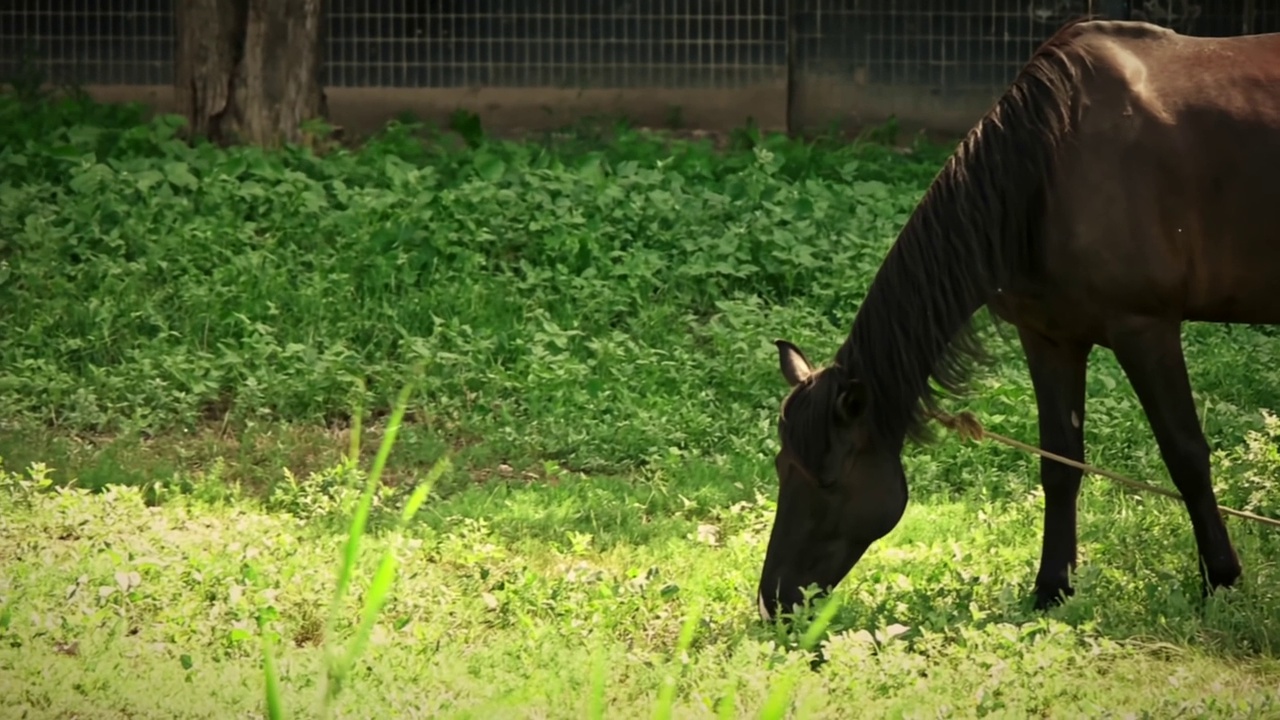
xmin=831 ymin=19 xmax=1093 ymax=445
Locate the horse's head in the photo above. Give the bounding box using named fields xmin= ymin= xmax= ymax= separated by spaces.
xmin=757 ymin=339 xmax=909 ymax=621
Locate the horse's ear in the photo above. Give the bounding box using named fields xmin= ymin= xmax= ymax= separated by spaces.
xmin=775 ymin=339 xmax=812 ymax=387
xmin=836 ymin=379 xmax=866 ymax=421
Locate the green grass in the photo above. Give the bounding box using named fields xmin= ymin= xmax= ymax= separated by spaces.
xmin=3 ymin=90 xmax=1280 ymax=718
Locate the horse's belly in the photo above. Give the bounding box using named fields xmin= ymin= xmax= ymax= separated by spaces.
xmin=1185 ymin=267 xmax=1280 ymax=324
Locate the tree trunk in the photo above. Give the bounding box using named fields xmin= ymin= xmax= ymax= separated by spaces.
xmin=174 ymin=0 xmax=327 ymax=148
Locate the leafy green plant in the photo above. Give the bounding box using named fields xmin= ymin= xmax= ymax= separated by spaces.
xmin=3 ymin=91 xmax=1280 ymax=718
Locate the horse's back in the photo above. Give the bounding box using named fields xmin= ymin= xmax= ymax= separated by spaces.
xmin=1071 ymin=21 xmax=1280 ymax=126
xmin=1044 ymin=21 xmax=1280 ymax=325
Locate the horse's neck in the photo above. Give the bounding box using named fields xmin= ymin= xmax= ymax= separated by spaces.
xmin=835 ymin=222 xmax=995 ymax=442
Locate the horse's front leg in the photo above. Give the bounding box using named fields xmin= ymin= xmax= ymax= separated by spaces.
xmin=1019 ymin=326 xmax=1093 ymax=610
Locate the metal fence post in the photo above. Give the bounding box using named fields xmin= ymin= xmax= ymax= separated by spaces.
xmin=785 ymin=0 xmax=794 ymax=135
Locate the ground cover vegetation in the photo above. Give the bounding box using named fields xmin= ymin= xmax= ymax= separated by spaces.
xmin=2 ymin=89 xmax=1280 ymax=718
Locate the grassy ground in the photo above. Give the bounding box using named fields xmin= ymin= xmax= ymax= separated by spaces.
xmin=3 ymin=91 xmax=1280 ymax=718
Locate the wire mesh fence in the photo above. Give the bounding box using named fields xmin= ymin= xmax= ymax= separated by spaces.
xmin=324 ymin=0 xmax=787 ymax=89
xmin=2 ymin=1 xmax=1278 ymax=123
xmin=1 ymin=0 xmax=788 ymax=90
xmin=0 ymin=0 xmax=173 ymax=86
xmin=1129 ymin=0 xmax=1270 ymax=36
xmin=789 ymin=1 xmax=1174 ymax=95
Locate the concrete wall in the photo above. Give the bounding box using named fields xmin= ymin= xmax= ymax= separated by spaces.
xmin=80 ymin=83 xmax=794 ymax=138
xmin=75 ymin=79 xmax=998 ymax=142
xmin=790 ymin=76 xmax=1001 ymax=139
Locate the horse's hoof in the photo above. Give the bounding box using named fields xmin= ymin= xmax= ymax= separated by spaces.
xmin=1032 ymin=583 xmax=1074 ymax=611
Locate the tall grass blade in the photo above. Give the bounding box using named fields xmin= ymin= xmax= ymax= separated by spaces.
xmin=260 ymin=609 xmax=287 ymax=720
xmin=319 ymin=371 xmax=419 ymax=716
xmin=333 ymin=454 xmax=450 ymax=682
xmin=588 ymin=646 xmax=608 ymax=720
xmin=651 ymin=598 xmax=704 ymax=720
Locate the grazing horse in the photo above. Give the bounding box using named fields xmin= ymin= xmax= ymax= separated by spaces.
xmin=757 ymin=18 xmax=1280 ymax=621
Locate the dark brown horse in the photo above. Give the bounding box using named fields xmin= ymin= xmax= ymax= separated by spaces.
xmin=758 ymin=18 xmax=1280 ymax=621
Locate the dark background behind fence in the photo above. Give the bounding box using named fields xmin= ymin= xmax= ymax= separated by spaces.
xmin=2 ymin=1 xmax=1278 ymax=132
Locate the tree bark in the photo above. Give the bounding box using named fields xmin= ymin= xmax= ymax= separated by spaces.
xmin=175 ymin=0 xmax=327 ymax=148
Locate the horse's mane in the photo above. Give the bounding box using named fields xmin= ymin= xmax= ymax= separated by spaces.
xmin=828 ymin=18 xmax=1095 ymax=446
